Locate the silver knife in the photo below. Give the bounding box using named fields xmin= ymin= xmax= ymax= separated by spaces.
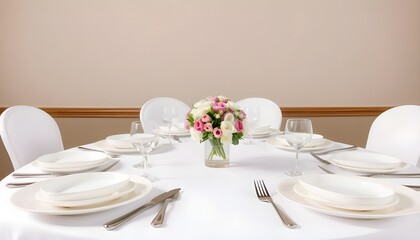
xmin=103 ymin=188 xmax=181 ymax=230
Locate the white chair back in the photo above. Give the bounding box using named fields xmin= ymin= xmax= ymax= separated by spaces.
xmin=140 ymin=97 xmax=190 ymax=133
xmin=236 ymin=97 xmax=282 ymax=130
xmin=0 ymin=105 xmax=64 ymax=170
xmin=366 ymin=105 xmax=420 ymax=166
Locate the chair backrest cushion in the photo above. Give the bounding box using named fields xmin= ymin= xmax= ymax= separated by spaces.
xmin=0 ymin=105 xmax=64 ymax=170
xmin=366 ymin=105 xmax=420 ymax=166
xmin=140 ymin=97 xmax=190 ymax=133
xmin=237 ymin=97 xmax=282 ymax=130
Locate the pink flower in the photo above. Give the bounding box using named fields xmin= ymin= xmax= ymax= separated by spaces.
xmin=194 ymin=120 xmax=204 ymax=132
xmin=235 ymin=120 xmax=244 ymax=132
xmin=213 ymin=128 xmax=223 ymax=138
xmin=203 ymin=123 xmax=213 ymax=132
xmin=201 ymin=114 xmax=211 ymax=123
xmin=213 ymin=102 xmax=226 ymax=112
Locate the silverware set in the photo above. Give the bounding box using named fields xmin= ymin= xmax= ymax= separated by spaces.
xmin=103 ymin=188 xmax=181 ymax=230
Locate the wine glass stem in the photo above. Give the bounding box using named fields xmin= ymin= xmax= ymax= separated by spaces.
xmin=295 ymin=149 xmax=301 ymax=173
xmin=143 ymin=154 xmax=150 ymax=170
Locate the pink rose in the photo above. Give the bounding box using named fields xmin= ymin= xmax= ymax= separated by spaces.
xmin=213 ymin=128 xmax=223 ymax=138
xmin=203 ymin=123 xmax=213 ymax=132
xmin=213 ymin=102 xmax=226 ymax=112
xmin=235 ymin=120 xmax=244 ymax=132
xmin=201 ymin=114 xmax=211 ymax=123
xmin=194 ymin=120 xmax=204 ymax=132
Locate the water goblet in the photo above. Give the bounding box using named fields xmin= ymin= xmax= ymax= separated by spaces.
xmin=244 ymin=106 xmax=260 ymax=145
xmin=284 ymin=119 xmax=313 ymax=176
xmin=130 ymin=121 xmax=160 ymax=181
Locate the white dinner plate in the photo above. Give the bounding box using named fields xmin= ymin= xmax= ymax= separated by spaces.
xmin=325 ymin=151 xmax=403 ymax=170
xmin=251 ymin=128 xmax=281 ymax=138
xmin=36 ymin=181 xmax=136 ymax=207
xmin=11 ymin=175 xmax=152 ymax=215
xmin=39 ymin=172 xmax=131 ymax=202
xmin=93 ymin=140 xmax=138 ymax=154
xmin=36 ymin=151 xmax=109 ymax=169
xmin=266 ymin=136 xmax=333 ymax=152
xmin=297 ymin=174 xmax=396 ymax=207
xmin=105 ymin=134 xmax=133 ymax=149
xmin=278 ymin=177 xmax=420 ymax=219
xmin=293 ymin=183 xmax=399 ymax=211
xmin=32 ymin=158 xmax=112 ymax=173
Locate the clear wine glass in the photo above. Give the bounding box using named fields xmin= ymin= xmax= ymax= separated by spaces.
xmin=284 ymin=119 xmax=313 ymax=176
xmin=130 ymin=121 xmax=160 ymax=181
xmin=161 ymin=106 xmax=177 ymax=144
xmin=244 ymin=106 xmax=260 ymax=145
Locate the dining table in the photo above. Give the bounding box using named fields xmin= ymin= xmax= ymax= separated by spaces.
xmin=1 ymin=135 xmax=420 ymax=240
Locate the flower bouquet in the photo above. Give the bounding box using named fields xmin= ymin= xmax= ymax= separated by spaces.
xmin=185 ymin=96 xmax=246 ymax=167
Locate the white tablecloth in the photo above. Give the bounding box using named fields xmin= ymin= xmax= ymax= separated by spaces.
xmin=1 ymin=138 xmax=420 ymax=240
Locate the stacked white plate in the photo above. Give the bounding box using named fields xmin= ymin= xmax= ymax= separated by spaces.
xmin=250 ymin=125 xmax=280 ymax=138
xmin=158 ymin=122 xmax=190 ymax=136
xmin=105 ymin=134 xmax=134 ymax=149
xmin=324 ymin=151 xmax=407 ymax=173
xmin=294 ymin=174 xmax=399 ymax=211
xmin=33 ymin=151 xmax=110 ymax=173
xmin=267 ymin=134 xmax=333 ymax=151
xmin=35 ymin=172 xmax=135 ymax=208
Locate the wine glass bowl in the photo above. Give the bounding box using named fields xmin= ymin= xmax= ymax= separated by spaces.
xmin=284 ymin=119 xmax=313 ymax=176
xmin=130 ymin=121 xmax=160 ymax=181
xmin=244 ymin=107 xmax=260 ymax=145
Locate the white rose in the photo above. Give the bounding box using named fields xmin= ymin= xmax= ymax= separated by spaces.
xmin=226 ymin=101 xmax=239 ymax=110
xmin=221 ymin=120 xmax=235 ymax=133
xmin=190 ymin=128 xmax=203 ymax=142
xmin=221 ymin=130 xmax=233 ymax=144
xmin=223 ymin=112 xmax=235 ymax=123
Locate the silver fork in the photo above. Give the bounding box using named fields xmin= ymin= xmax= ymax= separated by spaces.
xmin=309 ymin=152 xmax=331 ymax=164
xmin=253 ymin=180 xmax=298 ymax=229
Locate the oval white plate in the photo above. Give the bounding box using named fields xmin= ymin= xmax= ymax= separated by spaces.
xmin=32 ymin=158 xmax=112 ymax=173
xmin=278 ymin=177 xmax=420 ymax=219
xmin=298 ymin=174 xmax=395 ymax=206
xmin=36 ymin=151 xmax=108 ymax=169
xmin=251 ymin=128 xmax=281 ymax=138
xmin=105 ymin=134 xmax=134 ymax=149
xmin=11 ymin=175 xmax=152 ymax=215
xmin=94 ymin=140 xmax=139 ymax=154
xmin=293 ymin=183 xmax=399 ymax=211
xmin=267 ymin=137 xmax=333 ymax=152
xmin=326 ymin=151 xmax=402 ymax=170
xmin=36 ymin=181 xmax=136 ymax=207
xmin=39 ymin=172 xmax=130 ymax=202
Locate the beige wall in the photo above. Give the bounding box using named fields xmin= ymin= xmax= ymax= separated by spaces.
xmin=0 ymin=1 xmax=419 ymax=178
xmin=1 ymin=0 xmax=419 ymax=107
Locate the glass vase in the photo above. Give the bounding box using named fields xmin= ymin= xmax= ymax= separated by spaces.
xmin=204 ymin=139 xmax=230 ymax=168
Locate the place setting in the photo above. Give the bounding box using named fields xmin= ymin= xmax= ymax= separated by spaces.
xmin=10 ymin=172 xmax=153 ymax=215
xmin=277 ymin=174 xmax=420 ymax=219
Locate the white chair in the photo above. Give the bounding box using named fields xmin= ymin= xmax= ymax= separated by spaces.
xmin=366 ymin=105 xmax=420 ymax=166
xmin=140 ymin=97 xmax=190 ymax=133
xmin=0 ymin=105 xmax=64 ymax=170
xmin=237 ymin=97 xmax=282 ymax=130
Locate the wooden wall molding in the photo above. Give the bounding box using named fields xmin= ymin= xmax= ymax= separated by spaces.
xmin=0 ymin=106 xmax=391 ymax=118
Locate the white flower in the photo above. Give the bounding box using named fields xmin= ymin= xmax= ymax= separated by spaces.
xmin=220 ymin=130 xmax=233 ymax=144
xmin=190 ymin=100 xmax=211 ymax=120
xmin=223 ymin=112 xmax=235 ymax=123
xmin=190 ymin=128 xmax=203 ymax=142
xmin=221 ymin=120 xmax=235 ymax=133
xmin=218 ymin=95 xmax=228 ymax=101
